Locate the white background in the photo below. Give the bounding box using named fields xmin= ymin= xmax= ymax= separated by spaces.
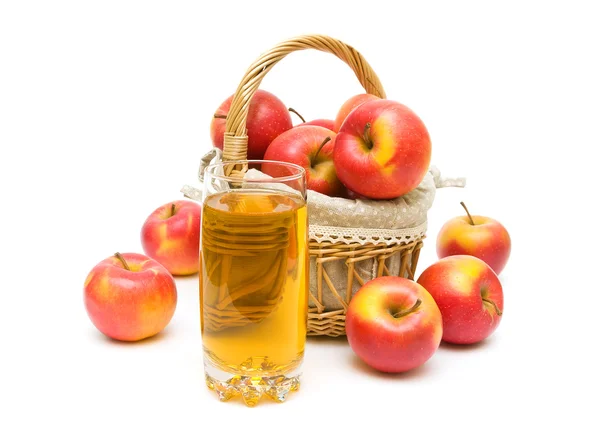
xmin=2 ymin=1 xmax=599 ymax=438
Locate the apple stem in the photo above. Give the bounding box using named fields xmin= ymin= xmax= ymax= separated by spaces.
xmin=482 ymin=298 xmax=503 ymax=316
xmin=313 ymin=136 xmax=332 ymax=163
xmin=393 ymin=298 xmax=422 ymax=318
xmin=460 ymin=201 xmax=475 ymax=226
xmin=288 ymin=107 xmax=306 ymax=123
xmin=363 ymin=122 xmax=372 ymax=148
xmin=170 ymin=203 xmax=176 ymax=217
xmin=114 ymin=252 xmax=131 ymax=271
xmin=213 ymin=114 xmax=227 ymax=119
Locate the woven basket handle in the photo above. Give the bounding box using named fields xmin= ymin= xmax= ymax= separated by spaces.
xmin=222 ymin=34 xmax=386 ymax=177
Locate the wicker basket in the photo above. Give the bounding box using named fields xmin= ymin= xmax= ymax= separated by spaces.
xmin=219 ymin=34 xmax=424 ymax=337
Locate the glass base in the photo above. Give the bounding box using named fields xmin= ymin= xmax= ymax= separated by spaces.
xmin=204 ymin=359 xmax=301 ymax=407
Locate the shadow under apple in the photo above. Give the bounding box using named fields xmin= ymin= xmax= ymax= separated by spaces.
xmin=348 ymin=352 xmax=435 ymax=380
xmin=90 ymin=327 xmax=174 ymax=346
xmin=439 ymin=337 xmax=495 ymax=352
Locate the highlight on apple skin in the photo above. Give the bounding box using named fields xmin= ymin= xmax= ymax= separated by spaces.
xmin=437 ymin=202 xmax=511 ymax=275
xmin=141 ymin=200 xmax=201 ymax=276
xmin=345 ymin=276 xmax=443 ymax=373
xmin=84 ymin=252 xmax=177 ymax=342
xmin=417 ymin=255 xmax=504 ymax=345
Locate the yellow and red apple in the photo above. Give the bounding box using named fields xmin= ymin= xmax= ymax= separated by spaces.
xmin=84 ymin=252 xmax=177 ymax=342
xmin=333 ymin=93 xmax=379 ymax=132
xmin=210 ymin=89 xmax=293 ymax=160
xmin=333 ymin=99 xmax=431 ymax=199
xmin=345 ymin=276 xmax=443 ymax=373
xmin=417 ymin=255 xmax=504 ymax=345
xmin=437 ymin=202 xmax=511 ymax=274
xmin=141 ymin=200 xmax=201 ymax=276
xmin=263 ymin=125 xmax=342 ymax=197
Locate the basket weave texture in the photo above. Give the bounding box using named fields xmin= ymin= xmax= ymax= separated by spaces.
xmin=220 ymin=34 xmax=424 ymax=336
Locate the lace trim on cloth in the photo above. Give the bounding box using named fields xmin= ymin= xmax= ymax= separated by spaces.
xmin=310 ymin=222 xmax=428 ymax=246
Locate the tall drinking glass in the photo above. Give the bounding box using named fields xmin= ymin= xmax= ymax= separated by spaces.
xmin=200 ymin=160 xmax=308 ymax=406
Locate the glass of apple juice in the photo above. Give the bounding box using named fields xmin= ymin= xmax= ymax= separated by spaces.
xmin=200 ymin=160 xmax=308 ymax=407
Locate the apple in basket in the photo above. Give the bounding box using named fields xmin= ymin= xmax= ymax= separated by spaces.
xmin=262 ymin=125 xmax=343 ymax=197
xmin=210 ymin=89 xmax=293 ymax=160
xmin=288 ymin=107 xmax=335 ymax=131
xmin=334 ymin=99 xmax=431 ymax=200
xmin=417 ymin=255 xmax=504 ymax=345
xmin=437 ymin=202 xmax=511 ymax=274
xmin=346 ymin=277 xmax=443 ymax=373
xmin=333 ymin=93 xmax=380 ymax=132
xmin=300 ymin=118 xmax=335 ymax=131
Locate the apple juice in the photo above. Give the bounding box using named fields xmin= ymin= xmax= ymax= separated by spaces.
xmin=200 ymin=190 xmax=308 ymax=378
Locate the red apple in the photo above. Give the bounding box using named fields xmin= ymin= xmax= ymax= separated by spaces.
xmin=300 ymin=119 xmax=335 ymax=131
xmin=84 ymin=252 xmax=177 ymax=342
xmin=141 ymin=200 xmax=201 ymax=276
xmin=346 ymin=276 xmax=443 ymax=373
xmin=210 ymin=89 xmax=293 ymax=160
xmin=437 ymin=202 xmax=511 ymax=274
xmin=334 ymin=99 xmax=431 ymax=199
xmin=288 ymin=107 xmax=335 ymax=131
xmin=417 ymin=255 xmax=504 ymax=345
xmin=263 ymin=125 xmax=343 ymax=197
xmin=333 ymin=93 xmax=379 ymax=132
